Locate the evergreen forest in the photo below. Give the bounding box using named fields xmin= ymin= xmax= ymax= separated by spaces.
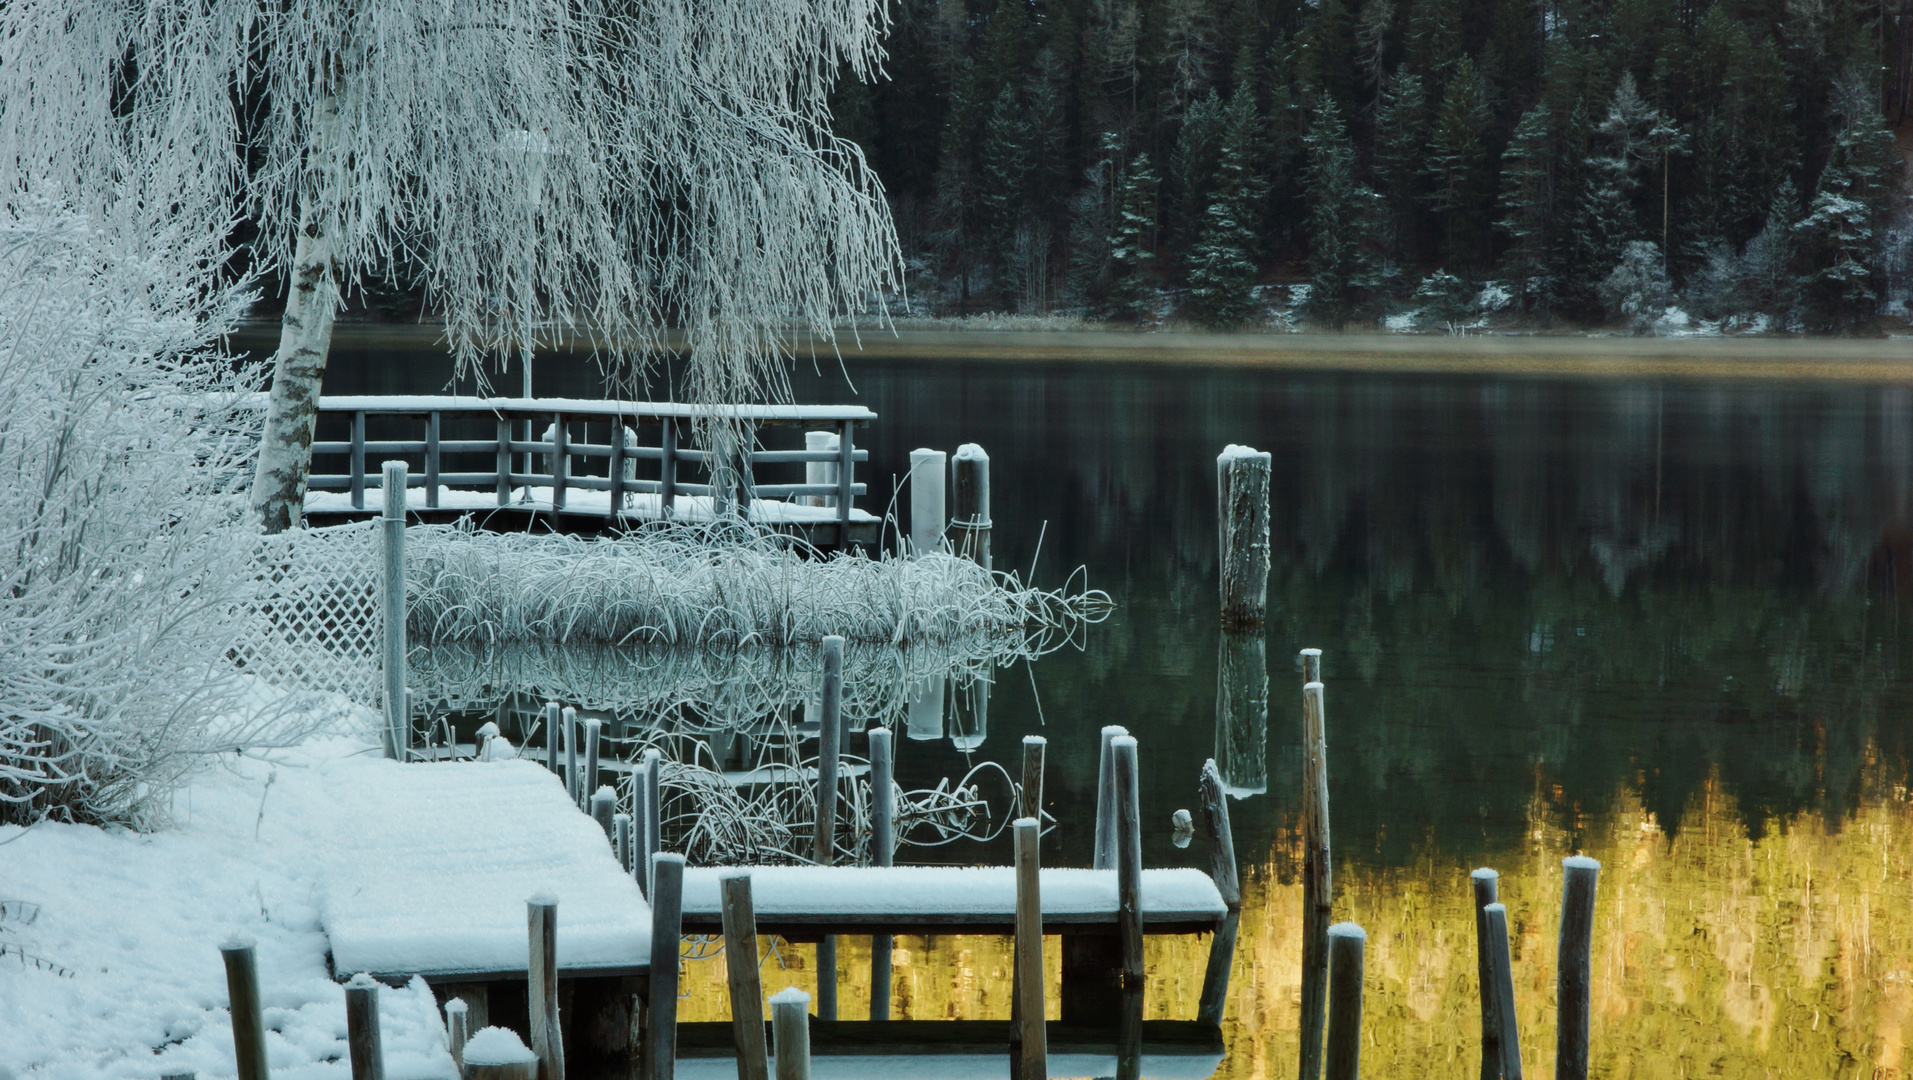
xmin=829 ymin=0 xmax=1913 ymax=330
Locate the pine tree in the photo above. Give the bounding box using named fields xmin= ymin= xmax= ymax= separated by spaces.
xmin=1496 ymin=102 xmax=1554 ymax=307
xmin=1422 ymin=56 xmax=1493 ymax=269
xmin=1794 ymin=75 xmax=1905 ymax=327
xmin=1108 ymin=151 xmax=1162 ymax=319
xmin=1169 ymin=91 xmax=1227 ymax=250
xmin=979 ymin=83 xmax=1036 ymax=263
xmin=1372 ymin=70 xmax=1428 ymax=272
xmin=1188 ymin=83 xmax=1266 ymax=325
xmin=1304 ymin=96 xmax=1381 ymax=325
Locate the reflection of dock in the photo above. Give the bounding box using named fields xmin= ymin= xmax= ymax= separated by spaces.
xmin=674 ymin=1019 xmax=1225 ymax=1079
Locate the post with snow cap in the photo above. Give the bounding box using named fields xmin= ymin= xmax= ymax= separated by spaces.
xmin=770 ymin=988 xmax=811 ymax=1080
xmin=381 ymin=460 xmax=409 ymax=759
xmin=1012 ymin=817 xmax=1048 ymax=1080
xmin=1217 ymin=445 xmax=1270 ymax=629
xmin=869 ymin=726 xmax=896 ymax=1022
xmin=1483 ymin=902 xmax=1525 ymax=1080
xmin=1112 ymin=734 xmax=1144 ymax=988
xmin=220 ymin=937 xmax=269 ymax=1080
xmin=646 ymin=852 xmax=686 ymax=1080
xmin=951 ymin=443 xmax=991 ymax=569
xmin=639 ymin=749 xmax=662 ymax=900
xmin=1557 ymin=857 xmax=1601 ymax=1080
xmin=1093 ymin=725 xmax=1129 ymax=870
xmin=463 ymin=1027 xmax=539 ymax=1080
xmin=909 ymin=448 xmax=947 ymax=555
xmin=1198 ymin=758 xmax=1242 ymax=1027
xmin=445 ymin=999 xmax=471 ymax=1076
xmin=1471 ymin=869 xmax=1502 ymax=1080
xmin=589 ymin=786 xmax=617 ymax=839
xmin=1299 ymin=674 xmax=1334 ymax=1080
xmin=803 ymin=430 xmax=838 ymax=508
xmin=526 ymin=895 xmax=563 ymax=1080
xmin=614 ymin=814 xmax=632 ymax=873
xmin=1020 ymin=735 xmax=1047 ymax=823
xmin=719 ymin=872 xmax=770 ymax=1080
xmin=1324 ymin=923 xmax=1366 ymax=1080
xmin=563 ymin=706 xmax=580 ymax=806
xmin=543 ymin=702 xmax=561 ymax=774
xmin=583 ymin=718 xmax=602 ymax=806
xmin=345 ymin=974 xmax=385 ymax=1080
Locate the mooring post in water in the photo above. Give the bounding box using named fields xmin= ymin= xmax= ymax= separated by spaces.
xmin=1216 ymin=446 xmax=1270 ymax=629
xmin=582 ymin=718 xmax=602 ymax=804
xmin=445 ymin=999 xmax=470 ymax=1075
xmin=589 ymin=786 xmax=616 ymax=839
xmin=345 ymin=974 xmax=385 ymax=1080
xmin=951 ymin=443 xmax=991 ymax=570
xmin=381 ymin=460 xmax=409 ymax=760
xmin=526 ymin=895 xmax=563 ymax=1080
xmin=640 ymin=749 xmax=662 ymax=899
xmin=719 ymin=872 xmax=770 ymax=1080
xmin=1112 ymin=735 xmax=1144 ymax=989
xmin=614 ymin=813 xmax=632 ymax=873
xmin=463 ymin=1027 xmax=539 ymax=1080
xmin=1300 ymin=677 xmax=1333 ymax=1080
xmin=220 ymin=937 xmax=269 ymax=1080
xmin=909 ymin=448 xmax=947 ymax=555
xmin=1216 ymin=629 xmax=1269 ymax=796
xmin=770 ymin=988 xmax=811 ymax=1080
xmin=1093 ymin=725 xmax=1129 ymax=870
xmin=1011 ymin=817 xmax=1048 ymax=1080
xmin=804 ymin=430 xmax=838 ymax=509
xmin=1484 ymin=902 xmax=1525 ymax=1080
xmin=562 ymin=706 xmax=580 ymax=806
xmin=1557 ymin=857 xmax=1601 ymax=1080
xmin=543 ymin=702 xmax=560 ymax=774
xmin=1472 ymin=869 xmax=1502 ymax=1080
xmin=868 ymin=726 xmax=896 ymax=1021
xmin=813 ymin=636 xmax=844 ymax=1022
xmin=647 ymin=853 xmax=686 ymax=1080
xmin=1300 ymin=647 xmax=1321 ymax=685
xmin=1324 ymin=923 xmax=1366 ymax=1080
xmin=1198 ymin=759 xmax=1242 ymax=1027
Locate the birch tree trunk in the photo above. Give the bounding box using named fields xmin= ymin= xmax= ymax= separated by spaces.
xmin=250 ymin=104 xmax=343 ymax=534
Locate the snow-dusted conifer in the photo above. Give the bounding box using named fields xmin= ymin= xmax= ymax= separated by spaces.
xmin=1304 ymin=96 xmax=1381 ymax=325
xmin=1188 ymin=84 xmax=1266 ymax=326
xmin=1598 ymin=241 xmax=1673 ymax=333
xmin=1108 ymin=152 xmax=1162 ymax=319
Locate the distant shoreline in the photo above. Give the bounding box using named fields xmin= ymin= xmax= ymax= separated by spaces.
xmin=237 ymin=318 xmax=1913 ymax=383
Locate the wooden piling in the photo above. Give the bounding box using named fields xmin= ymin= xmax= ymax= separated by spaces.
xmin=527 ymin=895 xmax=564 ymax=1080
xmin=1215 ymin=630 xmax=1269 ymax=796
xmin=1012 ymin=818 xmax=1047 ymax=1080
xmin=1092 ymin=725 xmax=1128 ymax=870
xmin=813 ymin=636 xmax=845 ymax=865
xmin=220 ymin=937 xmax=269 ymax=1080
xmin=589 ymin=786 xmax=616 ymax=839
xmin=647 ymin=853 xmax=686 ymax=1080
xmin=1484 ymin=903 xmax=1525 ymax=1080
xmin=640 ymin=749 xmax=662 ymax=900
xmin=1112 ymin=735 xmax=1143 ymax=989
xmin=562 ymin=706 xmax=580 ymax=806
xmin=1198 ymin=759 xmax=1242 ymax=1027
xmin=951 ymin=443 xmax=991 ymax=569
xmin=1216 ymin=446 xmax=1270 ymax=629
xmin=1299 ymin=679 xmax=1333 ymax=1080
xmin=583 ymin=718 xmax=602 ymax=805
xmin=1300 ymin=647 xmax=1321 ymax=685
xmin=868 ymin=726 xmax=895 ymax=1021
xmin=770 ymin=988 xmax=811 ymax=1080
xmin=719 ymin=872 xmax=770 ymax=1080
xmin=1324 ymin=923 xmax=1366 ymax=1080
xmin=1472 ymin=868 xmax=1502 ymax=1080
xmin=345 ymin=974 xmax=386 ymax=1080
xmin=614 ymin=814 xmax=632 ymax=873
xmin=1116 ymin=986 xmax=1144 ymax=1080
xmin=543 ymin=702 xmax=560 ymax=774
xmin=1020 ymin=736 xmax=1046 ymax=822
xmin=381 ymin=461 xmax=409 ymax=760
xmin=908 ymin=448 xmax=947 ymax=555
xmin=1557 ymin=857 xmax=1600 ymax=1080
xmin=463 ymin=1027 xmax=539 ymax=1080
xmin=446 ymin=999 xmax=470 ymax=1075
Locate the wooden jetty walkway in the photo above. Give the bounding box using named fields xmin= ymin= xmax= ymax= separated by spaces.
xmin=300 ymin=396 xmax=882 ymax=546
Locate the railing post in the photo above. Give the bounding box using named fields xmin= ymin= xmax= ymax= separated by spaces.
xmin=610 ymin=419 xmax=627 ymax=514
xmin=351 ymin=410 xmax=366 ymax=510
xmin=551 ymin=413 xmax=568 ymax=512
xmin=660 ymin=419 xmax=678 ymax=518
xmin=426 ymin=411 xmax=441 ymax=509
xmin=382 ymin=461 xmax=408 ymax=761
xmin=496 ymin=416 xmax=512 ymax=507
xmin=836 ymin=420 xmax=855 ymax=548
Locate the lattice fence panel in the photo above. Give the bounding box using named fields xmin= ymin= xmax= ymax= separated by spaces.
xmin=232 ymin=520 xmax=383 ymax=705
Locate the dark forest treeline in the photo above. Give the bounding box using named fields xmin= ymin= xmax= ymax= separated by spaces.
xmin=830 ymin=0 xmax=1913 ymax=329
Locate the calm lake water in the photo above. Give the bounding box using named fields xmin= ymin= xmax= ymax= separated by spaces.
xmin=321 ymin=338 xmax=1913 ymax=1078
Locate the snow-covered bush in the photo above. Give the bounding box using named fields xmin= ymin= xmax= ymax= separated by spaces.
xmin=0 ymin=197 xmax=299 ymax=827
xmin=1411 ymin=269 xmax=1475 ymax=330
xmin=1598 ymin=241 xmax=1673 ymax=333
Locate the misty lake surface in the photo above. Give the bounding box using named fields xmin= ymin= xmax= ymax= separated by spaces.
xmin=320 ymin=336 xmax=1913 ymax=1078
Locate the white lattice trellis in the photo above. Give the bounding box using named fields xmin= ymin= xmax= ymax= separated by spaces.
xmin=232 ymin=520 xmax=384 ymax=705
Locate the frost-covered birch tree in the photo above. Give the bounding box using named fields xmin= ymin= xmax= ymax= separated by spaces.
xmin=3 ymin=0 xmax=903 ymax=532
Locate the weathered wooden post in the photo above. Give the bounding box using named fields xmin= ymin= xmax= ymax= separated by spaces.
xmin=770 ymin=988 xmax=811 ymax=1080
xmin=462 ymin=1028 xmax=539 ymax=1080
xmin=1012 ymin=817 xmax=1048 ymax=1080
xmin=719 ymin=872 xmax=770 ymax=1080
xmin=527 ymin=894 xmax=564 ymax=1080
xmin=1198 ymin=759 xmax=1242 ymax=1027
xmin=868 ymin=726 xmax=896 ymax=1022
xmin=951 ymin=443 xmax=991 ymax=569
xmin=543 ymin=702 xmax=560 ymax=774
xmin=1324 ymin=923 xmax=1366 ymax=1080
xmin=1112 ymin=735 xmax=1143 ymax=990
xmin=1216 ymin=445 xmax=1270 ymax=629
xmin=613 ymin=814 xmax=633 ymax=873
xmin=220 ymin=937 xmax=269 ymax=1080
xmin=1472 ymin=868 xmax=1502 ymax=1080
xmin=1557 ymin=857 xmax=1601 ymax=1080
xmin=813 ymin=636 xmax=844 ymax=1022
xmin=1215 ymin=630 xmax=1269 ymax=796
xmin=640 ymin=749 xmax=662 ymax=900
xmin=345 ymin=974 xmax=386 ymax=1080
xmin=1484 ymin=902 xmax=1525 ymax=1080
xmin=589 ymin=787 xmax=616 ymax=839
xmin=647 ymin=853 xmax=686 ymax=1080
xmin=1019 ymin=735 xmax=1046 ymax=822
xmin=562 ymin=706 xmax=580 ymax=806
xmin=1300 ymin=647 xmax=1321 ymax=684
xmin=446 ymin=999 xmax=471 ymax=1076
xmin=909 ymin=448 xmax=947 ymax=556
xmin=381 ymin=460 xmax=409 ymax=759
xmin=1299 ymin=677 xmax=1333 ymax=1080
xmin=583 ymin=718 xmax=602 ymax=804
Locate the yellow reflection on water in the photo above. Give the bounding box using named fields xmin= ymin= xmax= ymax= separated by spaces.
xmin=677 ymin=768 xmax=1913 ymax=1078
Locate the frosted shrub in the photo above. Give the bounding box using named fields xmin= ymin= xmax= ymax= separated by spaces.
xmin=0 ymin=199 xmax=298 ymax=827
xmin=1410 ymin=269 xmax=1474 ymax=331
xmin=1598 ymin=241 xmax=1673 ymax=334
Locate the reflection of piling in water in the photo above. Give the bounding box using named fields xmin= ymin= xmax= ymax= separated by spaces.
xmin=869 ymin=727 xmax=896 ymax=1022
xmin=1217 ymin=446 xmax=1270 ymax=630
xmin=1324 ymin=923 xmax=1366 ymax=1080
xmin=719 ymin=872 xmax=770 ymax=1080
xmin=909 ymin=448 xmax=947 ymax=555
xmin=950 ymin=675 xmax=988 ymax=750
xmin=1299 ymin=662 xmax=1334 ymax=1080
xmin=1197 ymin=759 xmax=1241 ymax=1027
xmin=813 ymin=636 xmax=844 ymax=1022
xmin=905 ymin=674 xmax=945 ymax=741
xmin=1216 ymin=631 xmax=1269 ymax=797
xmin=1557 ymin=857 xmax=1601 ymax=1080
xmin=1482 ymin=902 xmax=1524 ymax=1080
xmin=1471 ymin=868 xmax=1502 ymax=1080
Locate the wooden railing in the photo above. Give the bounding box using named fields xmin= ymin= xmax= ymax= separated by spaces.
xmin=308 ymin=396 xmax=871 ymax=529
